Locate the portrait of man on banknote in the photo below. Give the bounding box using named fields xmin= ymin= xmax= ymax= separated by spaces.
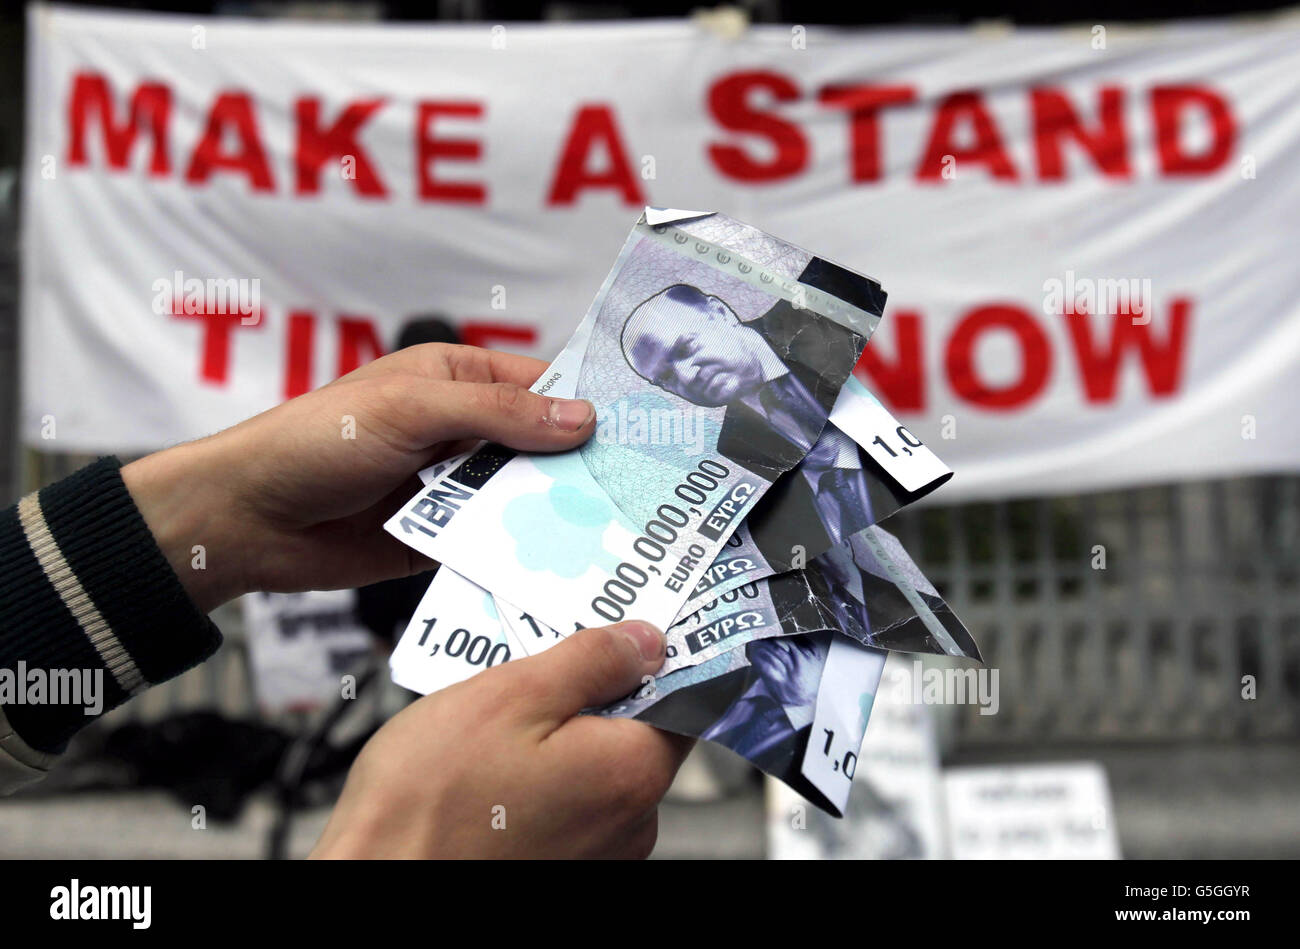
xmin=619 ymin=632 xmax=830 ymax=779
xmin=698 ymin=634 xmax=829 ymax=773
xmin=620 ymin=283 xmax=859 ymax=479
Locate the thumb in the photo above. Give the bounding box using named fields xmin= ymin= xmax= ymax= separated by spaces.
xmin=517 ymin=621 xmax=666 ymax=724
xmin=403 ymin=380 xmax=596 ymax=453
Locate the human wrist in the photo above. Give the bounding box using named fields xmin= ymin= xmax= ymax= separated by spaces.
xmin=121 ymin=440 xmax=248 ymax=613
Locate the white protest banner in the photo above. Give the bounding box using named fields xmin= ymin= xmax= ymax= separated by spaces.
xmin=23 ymin=6 xmax=1300 ymax=498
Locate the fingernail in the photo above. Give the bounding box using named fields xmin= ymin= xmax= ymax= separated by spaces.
xmin=546 ymin=398 xmax=594 ymax=432
xmin=617 ymin=621 xmax=664 ymax=662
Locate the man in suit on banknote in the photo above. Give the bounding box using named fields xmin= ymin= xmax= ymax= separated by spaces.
xmin=620 ymin=283 xmax=860 ymax=480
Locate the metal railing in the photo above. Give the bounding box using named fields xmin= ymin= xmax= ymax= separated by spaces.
xmin=890 ymin=475 xmax=1300 ymax=744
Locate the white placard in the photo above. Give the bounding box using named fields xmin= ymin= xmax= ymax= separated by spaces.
xmin=242 ymin=590 xmax=374 ymax=713
xmin=942 ymin=761 xmax=1121 ymax=859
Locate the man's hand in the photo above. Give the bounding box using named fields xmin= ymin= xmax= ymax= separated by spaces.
xmin=121 ymin=344 xmax=595 ymax=612
xmin=311 ymin=621 xmax=693 ymax=859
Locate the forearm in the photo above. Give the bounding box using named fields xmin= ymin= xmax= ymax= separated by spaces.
xmin=120 ymin=439 xmax=249 ymax=614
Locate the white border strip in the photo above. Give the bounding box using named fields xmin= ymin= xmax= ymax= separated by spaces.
xmin=17 ymin=494 xmax=145 ymax=695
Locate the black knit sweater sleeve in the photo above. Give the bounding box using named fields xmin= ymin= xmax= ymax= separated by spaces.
xmin=0 ymin=457 xmax=223 ymax=791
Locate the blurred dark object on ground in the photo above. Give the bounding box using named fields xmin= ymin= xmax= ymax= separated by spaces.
xmin=19 ymin=710 xmax=371 ymax=823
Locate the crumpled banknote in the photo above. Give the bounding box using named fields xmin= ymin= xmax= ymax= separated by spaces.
xmin=383 ymin=209 xmax=979 ymax=816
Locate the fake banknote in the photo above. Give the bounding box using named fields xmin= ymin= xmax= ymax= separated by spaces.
xmin=386 ymin=209 xmax=885 ymax=633
xmin=598 ymin=631 xmax=888 ymax=817
xmin=490 ymin=520 xmax=979 ymax=675
xmin=388 ymin=566 xmax=515 ymax=696
xmin=684 ymin=377 xmax=951 ymax=610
